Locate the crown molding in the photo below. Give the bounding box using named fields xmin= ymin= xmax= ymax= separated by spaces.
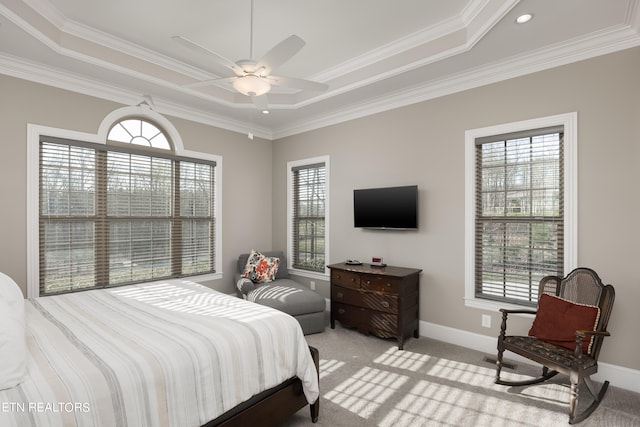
xmin=272 ymin=22 xmax=640 ymax=139
xmin=0 ymin=52 xmax=138 ymax=105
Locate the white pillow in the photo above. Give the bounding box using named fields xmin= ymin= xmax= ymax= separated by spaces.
xmin=0 ymin=272 xmax=27 ymax=390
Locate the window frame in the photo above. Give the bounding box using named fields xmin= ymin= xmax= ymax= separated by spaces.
xmin=464 ymin=112 xmax=577 ymax=311
xmin=27 ymin=105 xmax=222 ymax=298
xmin=287 ymin=156 xmax=330 ymax=280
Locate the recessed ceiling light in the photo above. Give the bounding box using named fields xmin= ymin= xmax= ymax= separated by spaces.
xmin=261 ymin=109 xmax=270 ymax=115
xmin=516 ymin=13 xmax=533 ymax=24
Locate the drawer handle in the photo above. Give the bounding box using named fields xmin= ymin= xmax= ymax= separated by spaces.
xmin=366 ymin=280 xmax=371 ymax=285
xmin=338 ymin=309 xmax=346 ymax=314
xmin=337 ymin=292 xmax=343 ymax=298
xmin=351 ymin=278 xmax=356 ymax=282
xmin=386 ymin=283 xmax=392 ymax=287
xmin=381 ymin=301 xmax=390 ymax=308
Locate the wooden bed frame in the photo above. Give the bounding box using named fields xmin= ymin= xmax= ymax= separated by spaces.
xmin=205 ymin=346 xmax=320 ymax=426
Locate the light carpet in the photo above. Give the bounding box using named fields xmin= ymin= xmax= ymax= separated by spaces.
xmin=282 ymin=325 xmax=640 ymax=427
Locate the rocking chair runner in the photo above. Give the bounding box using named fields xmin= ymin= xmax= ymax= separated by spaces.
xmin=495 ymin=268 xmax=615 ymax=424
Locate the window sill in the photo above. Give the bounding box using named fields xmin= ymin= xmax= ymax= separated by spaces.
xmin=288 ymin=268 xmax=329 ymax=281
xmin=464 ymin=297 xmax=537 ymax=315
xmin=189 ymin=271 xmax=223 ymax=283
xmin=32 ymin=272 xmax=223 ymax=298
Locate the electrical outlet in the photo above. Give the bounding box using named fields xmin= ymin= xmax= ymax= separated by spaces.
xmin=482 ymin=314 xmax=491 ymax=328
xmin=310 ymin=281 xmax=315 ymax=290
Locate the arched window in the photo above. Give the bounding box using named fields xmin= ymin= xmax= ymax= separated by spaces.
xmin=33 ymin=111 xmax=219 ymax=296
xmin=107 ymin=118 xmax=171 ymax=150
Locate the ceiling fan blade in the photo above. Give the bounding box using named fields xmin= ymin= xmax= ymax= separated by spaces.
xmin=184 ymin=76 xmax=237 ymax=89
xmin=172 ymin=36 xmax=243 ymax=76
xmin=251 ymin=94 xmax=269 ymax=111
xmin=266 ymin=75 xmax=328 ymax=93
xmin=255 ymin=35 xmax=305 ymax=75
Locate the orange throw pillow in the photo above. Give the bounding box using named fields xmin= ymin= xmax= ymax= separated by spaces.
xmin=528 ymin=293 xmax=600 ymax=354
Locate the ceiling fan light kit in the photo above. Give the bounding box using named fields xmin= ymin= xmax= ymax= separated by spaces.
xmin=232 ymin=75 xmax=271 ymax=96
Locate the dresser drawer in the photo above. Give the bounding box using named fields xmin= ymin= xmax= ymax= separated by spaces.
xmin=333 ymin=286 xmax=398 ymax=314
xmin=331 ymin=269 xmax=361 ymax=289
xmin=370 ymin=312 xmax=397 ymax=337
xmin=333 ymin=302 xmax=398 ymax=333
xmin=361 ymin=274 xmax=401 ymax=293
xmin=333 ymin=302 xmax=369 ymax=326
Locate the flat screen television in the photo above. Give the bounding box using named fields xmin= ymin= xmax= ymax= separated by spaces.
xmin=353 ymin=185 xmax=418 ymax=230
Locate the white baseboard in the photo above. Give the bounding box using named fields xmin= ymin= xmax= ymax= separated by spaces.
xmin=419 ymin=320 xmax=640 ymax=394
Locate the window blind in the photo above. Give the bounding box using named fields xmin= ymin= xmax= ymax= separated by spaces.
xmin=475 ymin=127 xmax=564 ymax=306
xmin=39 ymin=137 xmax=215 ymax=295
xmin=291 ymin=162 xmax=326 ymax=272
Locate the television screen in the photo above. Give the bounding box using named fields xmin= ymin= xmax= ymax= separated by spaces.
xmin=353 ymin=185 xmax=418 ymax=229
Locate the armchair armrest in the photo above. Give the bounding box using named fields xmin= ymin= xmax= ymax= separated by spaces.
xmin=236 ymin=277 xmax=256 ymax=298
xmin=573 ymin=330 xmax=611 ymax=356
xmin=577 ymin=330 xmax=610 ymax=338
xmin=499 ymin=308 xmax=537 ymax=315
xmin=498 ymin=308 xmax=538 ymax=341
xmin=233 ymin=272 xmax=242 ymax=284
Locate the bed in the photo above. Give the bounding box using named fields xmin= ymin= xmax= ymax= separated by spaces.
xmin=0 ymin=279 xmax=319 ymax=426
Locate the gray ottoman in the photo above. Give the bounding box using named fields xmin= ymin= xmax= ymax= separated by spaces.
xmin=235 ymin=251 xmax=326 ymax=335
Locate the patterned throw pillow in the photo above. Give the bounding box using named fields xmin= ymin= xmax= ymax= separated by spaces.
xmin=242 ymin=250 xmax=280 ymax=284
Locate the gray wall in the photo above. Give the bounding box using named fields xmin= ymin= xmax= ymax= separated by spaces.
xmin=272 ymin=47 xmax=640 ymax=371
xmin=1 ymin=46 xmax=638 ymax=373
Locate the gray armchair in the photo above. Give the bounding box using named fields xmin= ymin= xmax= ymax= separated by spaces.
xmin=235 ymin=251 xmax=326 ymax=335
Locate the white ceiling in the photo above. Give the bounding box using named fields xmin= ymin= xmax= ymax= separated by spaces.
xmin=1 ymin=0 xmax=639 ymax=139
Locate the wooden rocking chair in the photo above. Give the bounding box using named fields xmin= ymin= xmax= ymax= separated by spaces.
xmin=495 ymin=268 xmax=615 ymax=424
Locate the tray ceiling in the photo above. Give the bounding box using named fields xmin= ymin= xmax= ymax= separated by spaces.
xmin=1 ymin=0 xmax=639 ymax=139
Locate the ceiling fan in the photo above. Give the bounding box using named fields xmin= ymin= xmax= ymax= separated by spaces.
xmin=173 ymin=0 xmax=328 ymax=111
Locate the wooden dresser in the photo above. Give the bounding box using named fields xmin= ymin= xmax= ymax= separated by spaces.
xmin=328 ymin=262 xmax=421 ymax=350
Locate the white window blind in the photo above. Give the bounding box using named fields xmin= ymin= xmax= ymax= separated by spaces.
xmin=291 ymin=162 xmax=326 ymax=272
xmin=39 ymin=136 xmax=216 ymax=295
xmin=475 ymin=126 xmax=563 ymax=306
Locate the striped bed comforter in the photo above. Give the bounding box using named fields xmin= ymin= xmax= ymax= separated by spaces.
xmin=0 ymin=281 xmax=319 ymax=427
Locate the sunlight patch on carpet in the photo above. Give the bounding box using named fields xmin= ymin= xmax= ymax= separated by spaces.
xmin=324 ymin=366 xmax=409 ymax=419
xmin=425 ymin=357 xmax=495 ymax=386
xmin=379 ymin=380 xmax=567 ymax=426
xmin=373 ymin=346 xmax=431 ymax=372
xmin=319 ymin=358 xmax=345 ymax=380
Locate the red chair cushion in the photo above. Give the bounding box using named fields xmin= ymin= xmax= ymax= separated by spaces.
xmin=528 ymin=293 xmax=600 ymax=354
